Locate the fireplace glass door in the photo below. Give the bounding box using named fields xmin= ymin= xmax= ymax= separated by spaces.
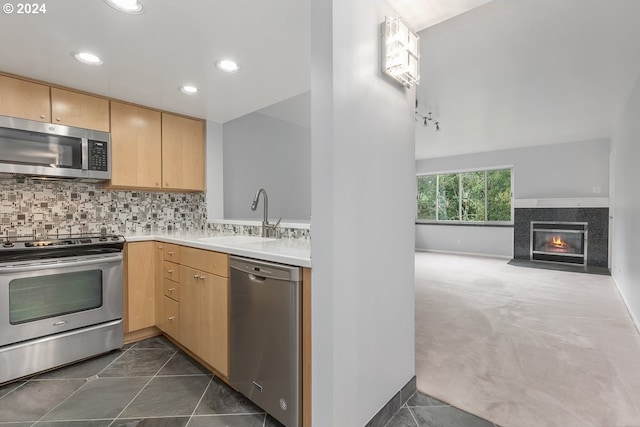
xmin=530 ymin=222 xmax=587 ymax=265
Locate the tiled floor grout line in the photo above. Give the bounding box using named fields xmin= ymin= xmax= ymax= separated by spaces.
xmin=106 ymin=348 xmax=179 ymax=427
xmin=185 ymin=375 xmax=214 ymax=426
xmin=406 ymin=405 xmax=421 ymax=427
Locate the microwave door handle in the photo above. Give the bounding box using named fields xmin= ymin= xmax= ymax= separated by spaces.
xmin=81 ymin=138 xmax=89 ymax=170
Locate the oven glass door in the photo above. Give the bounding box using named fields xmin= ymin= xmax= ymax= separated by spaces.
xmin=9 ymin=270 xmax=103 ymax=325
xmin=0 ymin=254 xmax=123 ymax=347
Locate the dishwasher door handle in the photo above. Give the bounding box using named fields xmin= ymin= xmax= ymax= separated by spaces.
xmin=248 ymin=274 xmax=267 ymax=282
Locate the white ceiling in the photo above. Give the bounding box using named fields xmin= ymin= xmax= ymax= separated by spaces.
xmin=414 ymin=0 xmax=640 ymax=159
xmin=3 ymin=0 xmax=636 ymax=163
xmin=387 ymin=0 xmax=494 ymax=31
xmin=0 ymin=0 xmax=310 ymax=123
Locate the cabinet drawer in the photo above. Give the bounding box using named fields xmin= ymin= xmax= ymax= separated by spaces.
xmin=163 ymin=260 xmax=180 ymax=281
xmin=180 ymin=246 xmax=229 ymax=277
xmin=163 ymin=296 xmax=180 ymax=340
xmin=163 ymin=278 xmax=180 ymax=301
xmin=163 ymin=243 xmax=181 ymax=263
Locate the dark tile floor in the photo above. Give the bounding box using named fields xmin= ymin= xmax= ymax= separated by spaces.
xmin=384 ymin=393 xmax=499 ymax=427
xmin=0 ymin=336 xmax=498 ymax=427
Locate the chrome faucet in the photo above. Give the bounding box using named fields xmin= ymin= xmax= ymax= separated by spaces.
xmin=251 ymin=188 xmax=281 ymax=237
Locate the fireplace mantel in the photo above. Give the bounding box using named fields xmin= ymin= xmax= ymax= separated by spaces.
xmin=514 ymin=197 xmax=609 ymax=208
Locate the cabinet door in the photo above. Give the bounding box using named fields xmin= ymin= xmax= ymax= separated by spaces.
xmin=200 ymin=273 xmax=229 ymax=376
xmin=125 ymin=241 xmax=156 ymax=332
xmin=110 ymin=101 xmax=162 ymax=188
xmin=161 ymin=113 xmax=205 ymax=191
xmin=0 ymin=74 xmax=50 ymax=122
xmin=179 ymin=265 xmax=201 ymax=355
xmin=50 ymin=88 xmax=109 ymax=131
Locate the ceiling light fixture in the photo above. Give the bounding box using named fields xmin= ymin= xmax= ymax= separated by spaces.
xmin=104 ymin=0 xmax=143 ymax=14
xmin=215 ymin=59 xmax=241 ymax=73
xmin=73 ymin=51 xmax=104 ymax=66
xmin=180 ymin=85 xmax=199 ymax=95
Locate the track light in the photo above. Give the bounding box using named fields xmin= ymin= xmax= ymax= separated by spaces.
xmin=415 ymin=100 xmax=441 ymax=131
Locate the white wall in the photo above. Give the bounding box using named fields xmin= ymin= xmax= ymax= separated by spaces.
xmin=311 ymin=0 xmax=416 ymax=425
xmin=611 ymin=73 xmax=640 ymax=328
xmin=416 ymin=225 xmax=513 ymax=258
xmin=415 ymin=138 xmax=610 ymax=257
xmin=222 ymin=110 xmax=311 ymax=221
xmin=206 ymin=120 xmax=224 ymax=220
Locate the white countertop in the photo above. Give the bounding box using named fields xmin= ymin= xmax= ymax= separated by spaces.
xmin=125 ymin=232 xmax=311 ymax=268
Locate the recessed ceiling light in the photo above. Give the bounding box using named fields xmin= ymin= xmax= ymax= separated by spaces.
xmin=180 ymin=85 xmax=199 ymax=95
xmin=104 ymin=0 xmax=143 ymax=14
xmin=73 ymin=51 xmax=104 ymax=66
xmin=215 ymin=59 xmax=241 ymax=73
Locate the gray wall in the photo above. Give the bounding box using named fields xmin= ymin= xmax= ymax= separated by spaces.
xmin=222 ymin=109 xmax=311 ymax=221
xmin=310 ymin=0 xmax=416 ymax=424
xmin=611 ymin=74 xmax=640 ymax=328
xmin=415 ymin=139 xmax=610 ymax=257
xmin=206 ymin=120 xmax=224 ymax=220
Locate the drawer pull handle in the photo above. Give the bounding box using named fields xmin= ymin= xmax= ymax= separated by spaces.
xmin=168 ymin=316 xmax=175 ymax=321
xmin=167 ymin=251 xmax=174 ymax=255
xmin=167 ymin=269 xmax=174 ymax=273
xmin=168 ymin=288 xmax=175 ymax=292
xmin=193 ymin=274 xmax=199 ymax=279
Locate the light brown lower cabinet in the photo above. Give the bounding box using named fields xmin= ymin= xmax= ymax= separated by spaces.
xmin=124 ymin=242 xmax=156 ymax=333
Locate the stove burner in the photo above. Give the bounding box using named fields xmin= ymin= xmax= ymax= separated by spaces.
xmin=2 ymin=241 xmax=14 ymax=248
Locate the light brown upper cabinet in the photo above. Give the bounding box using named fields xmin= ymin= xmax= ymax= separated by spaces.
xmin=110 ymin=101 xmax=162 ymax=189
xmin=162 ymin=113 xmax=205 ymax=192
xmin=50 ymin=88 xmax=109 ymax=132
xmin=0 ymin=74 xmax=51 ymax=122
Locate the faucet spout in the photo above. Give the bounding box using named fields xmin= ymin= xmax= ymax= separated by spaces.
xmin=251 ymin=188 xmax=270 ymax=237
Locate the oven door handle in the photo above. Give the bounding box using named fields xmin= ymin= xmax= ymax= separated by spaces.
xmin=0 ymin=253 xmax=123 ymax=273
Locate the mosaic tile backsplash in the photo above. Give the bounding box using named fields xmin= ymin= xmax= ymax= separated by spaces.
xmin=0 ymin=177 xmax=207 ymax=238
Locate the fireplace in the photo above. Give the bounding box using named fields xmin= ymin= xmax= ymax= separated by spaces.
xmin=530 ymin=222 xmax=587 ymax=265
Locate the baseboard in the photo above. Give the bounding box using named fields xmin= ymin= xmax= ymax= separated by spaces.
xmin=364 ymin=376 xmax=416 ymax=427
xmin=611 ymin=275 xmax=640 ymax=335
xmin=123 ymin=326 xmax=161 ymax=345
xmin=416 ymin=248 xmax=512 ymax=260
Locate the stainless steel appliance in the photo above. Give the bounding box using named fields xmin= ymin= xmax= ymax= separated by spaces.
xmin=0 ymin=233 xmax=125 ymax=384
xmin=229 ymin=256 xmax=302 ymax=427
xmin=0 ymin=115 xmax=111 ymax=182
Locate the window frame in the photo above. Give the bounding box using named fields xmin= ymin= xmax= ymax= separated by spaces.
xmin=416 ymin=166 xmax=514 ymax=226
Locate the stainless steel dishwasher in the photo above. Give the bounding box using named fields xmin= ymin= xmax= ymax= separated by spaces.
xmin=229 ymin=256 xmax=302 ymax=427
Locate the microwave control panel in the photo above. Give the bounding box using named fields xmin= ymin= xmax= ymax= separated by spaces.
xmin=88 ymin=140 xmax=108 ymax=171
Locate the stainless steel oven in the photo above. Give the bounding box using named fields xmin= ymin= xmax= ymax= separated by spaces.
xmin=0 ymin=234 xmax=125 ymax=384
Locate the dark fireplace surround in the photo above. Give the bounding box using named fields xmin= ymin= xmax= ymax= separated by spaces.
xmin=514 ymin=207 xmax=609 ymax=268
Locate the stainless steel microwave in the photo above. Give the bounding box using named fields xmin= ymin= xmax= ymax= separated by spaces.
xmin=0 ymin=115 xmax=111 ymax=182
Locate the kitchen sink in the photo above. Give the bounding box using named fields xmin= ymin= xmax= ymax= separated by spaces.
xmin=197 ymin=235 xmax=277 ymax=245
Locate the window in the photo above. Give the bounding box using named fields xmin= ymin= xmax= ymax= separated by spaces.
xmin=417 ymin=168 xmax=512 ymax=223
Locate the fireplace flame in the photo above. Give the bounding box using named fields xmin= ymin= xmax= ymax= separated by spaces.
xmin=550 ymin=235 xmax=569 ymax=250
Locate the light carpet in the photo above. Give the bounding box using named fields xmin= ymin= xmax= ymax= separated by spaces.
xmin=415 ymin=251 xmax=640 ymax=427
